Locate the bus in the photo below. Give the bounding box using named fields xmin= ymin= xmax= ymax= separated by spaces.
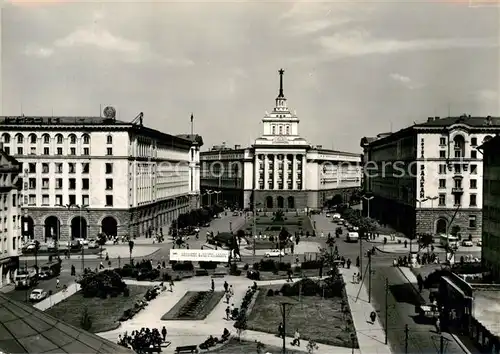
xmin=15 ymin=269 xmax=38 ymax=289
xmin=346 ymin=232 xmax=359 ymax=243
xmin=439 ymin=234 xmax=459 ymax=249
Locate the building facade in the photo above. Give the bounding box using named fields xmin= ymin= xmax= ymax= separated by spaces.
xmin=0 ymin=144 xmax=21 ymax=288
xmin=361 ymin=115 xmax=500 ymax=239
xmin=201 ymin=70 xmax=362 ymax=210
xmin=0 ymin=109 xmax=202 ymax=243
xmin=479 ymin=135 xmax=500 ymax=279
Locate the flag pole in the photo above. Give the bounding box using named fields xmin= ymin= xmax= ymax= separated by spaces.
xmin=190 ymin=113 xmax=194 ymax=136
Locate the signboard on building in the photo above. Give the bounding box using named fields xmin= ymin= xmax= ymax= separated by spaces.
xmin=169 ymin=249 xmax=230 ymax=262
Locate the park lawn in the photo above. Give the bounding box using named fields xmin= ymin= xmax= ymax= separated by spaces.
xmin=45 ymin=285 xmax=148 ymax=333
xmin=258 ymin=269 xmax=321 ymax=281
xmin=246 ymin=285 xmax=357 ymax=348
xmin=206 ymin=338 xmax=305 ymax=354
xmin=161 ymin=291 xmax=224 ymax=320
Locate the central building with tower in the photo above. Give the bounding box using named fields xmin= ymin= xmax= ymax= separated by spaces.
xmin=200 ymin=70 xmax=362 ymax=210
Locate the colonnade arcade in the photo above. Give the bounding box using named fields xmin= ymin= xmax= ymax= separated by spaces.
xmin=254 ymin=153 xmax=304 ymax=190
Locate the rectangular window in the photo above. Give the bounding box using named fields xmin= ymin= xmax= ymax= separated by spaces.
xmin=69 ymin=194 xmax=76 ymax=205
xmin=105 ymin=195 xmax=113 ymax=206
xmin=12 ymin=194 xmax=16 ymax=207
xmin=454 ymin=194 xmax=461 ymax=206
xmin=68 ymin=163 xmax=76 ymax=174
xmin=43 ymin=147 xmax=49 ymax=155
xmin=471 ymin=164 xmax=477 ymax=174
xmin=28 ymin=195 xmax=36 ymax=206
xmin=57 ymin=147 xmax=63 ymax=155
xmin=454 ymin=164 xmax=461 ymax=173
xmin=29 ymin=163 xmax=36 ymax=173
xmin=439 ymin=137 xmax=446 ymax=146
xmin=82 ymin=163 xmax=89 ymax=174
xmin=42 ymin=178 xmax=49 ymax=189
xmin=55 ymin=194 xmax=63 ymax=206
xmin=42 ymin=194 xmax=49 ymax=205
xmin=56 ymin=163 xmax=63 ymax=173
xmin=471 ymin=137 xmax=477 ymax=146
xmin=42 ymin=163 xmax=49 ymax=173
xmin=83 ymin=147 xmax=90 ymax=156
xmin=454 ymin=179 xmax=462 ymax=188
xmin=28 ymin=178 xmax=36 ymax=189
xmin=105 ymin=163 xmax=113 ymax=174
xmin=56 ymin=178 xmax=63 ymax=189
xmin=439 ymin=194 xmax=446 ymax=206
xmin=70 ymin=147 xmax=76 ymax=155
xmin=470 ymin=179 xmax=477 ymax=189
xmin=82 ymin=178 xmax=89 ymax=190
xmin=439 ymin=179 xmax=446 ymax=188
xmin=30 ymin=147 xmax=36 ymax=155
xmin=105 ymin=179 xmax=113 ymax=190
xmin=106 ymin=147 xmax=113 ymax=156
xmin=439 ymin=151 xmax=446 ymax=158
xmin=469 ymin=215 xmax=477 ymax=228
xmin=439 ymin=164 xmax=447 ymax=174
xmin=69 ymin=178 xmax=76 ymax=190
xmin=454 ymin=150 xmax=461 ymax=158
xmin=470 ymin=194 xmax=477 ymax=207
xmin=471 ymin=150 xmax=477 ymax=159
xmin=82 ymin=195 xmax=89 ymax=206
xmin=17 ymin=147 xmax=23 ymax=155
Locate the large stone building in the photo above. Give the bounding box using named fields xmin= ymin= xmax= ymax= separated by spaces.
xmin=0 ymin=109 xmax=202 ymax=243
xmin=478 ymin=135 xmax=500 ymax=279
xmin=0 ymin=144 xmax=22 ymax=288
xmin=200 ymin=70 xmax=362 ymax=210
xmin=361 ymin=115 xmax=500 ymax=239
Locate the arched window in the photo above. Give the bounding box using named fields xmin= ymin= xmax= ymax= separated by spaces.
xmin=56 ymin=134 xmax=63 ymax=144
xmin=279 ymin=126 xmax=283 ymax=135
xmin=2 ymin=133 xmax=10 ymax=144
xmin=82 ymin=134 xmax=90 ymax=144
xmin=286 ymin=125 xmax=290 ymax=135
xmin=106 ymin=135 xmax=113 ymax=144
xmin=272 ymin=125 xmax=276 ymax=135
xmin=29 ymin=133 xmax=37 ymax=144
xmin=16 ymin=134 xmax=24 ymax=144
xmin=69 ymin=134 xmax=77 ymax=144
xmin=42 ymin=134 xmax=50 ymax=144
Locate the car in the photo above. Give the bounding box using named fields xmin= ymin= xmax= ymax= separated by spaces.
xmin=202 ymin=222 xmax=210 ymax=227
xmin=477 ymin=240 xmax=482 ymax=247
xmin=75 ymin=238 xmax=88 ymax=246
xmin=461 ymin=240 xmax=473 ymax=247
xmin=194 ymin=227 xmax=200 ymax=233
xmin=232 ymin=212 xmax=239 ymax=216
xmin=326 ymin=213 xmax=331 ymax=218
xmin=29 ymin=289 xmax=47 ymax=302
xmin=265 ymin=249 xmax=285 ymax=258
xmin=22 ymin=242 xmax=37 ymax=253
xmin=70 ymin=240 xmax=82 ymax=251
xmin=333 ymin=213 xmax=341 ymax=219
xmin=87 ymin=239 xmax=98 ymax=249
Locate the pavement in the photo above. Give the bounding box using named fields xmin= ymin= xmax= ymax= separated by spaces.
xmin=375 ymin=242 xmax=481 ymax=255
xmin=34 ymin=282 xmax=81 ymax=311
xmin=240 ymin=240 xmax=322 ymax=256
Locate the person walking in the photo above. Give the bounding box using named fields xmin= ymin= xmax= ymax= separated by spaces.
xmin=169 ymin=279 xmax=174 ymax=292
xmin=56 ymin=277 xmax=60 ymax=288
xmin=161 ymin=326 xmax=167 ymax=342
xmin=211 ymin=279 xmax=215 ymax=292
xmin=225 ymin=292 xmax=231 ymax=304
xmin=223 ymin=281 xmax=229 ymax=293
xmin=225 ymin=306 xmax=231 ymax=320
xmin=229 ymin=285 xmax=234 ymax=296
xmin=292 ymin=329 xmax=301 ymax=346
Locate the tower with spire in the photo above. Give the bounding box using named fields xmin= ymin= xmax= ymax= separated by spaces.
xmin=254 ymin=69 xmax=308 ymax=147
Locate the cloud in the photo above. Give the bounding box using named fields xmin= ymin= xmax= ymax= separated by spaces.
xmin=24 ymin=44 xmax=54 ymax=58
xmin=390 ymin=73 xmax=411 ymax=84
xmin=317 ymin=29 xmax=499 ymax=58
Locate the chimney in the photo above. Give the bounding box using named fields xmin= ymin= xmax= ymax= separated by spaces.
xmin=234 ymin=144 xmax=241 ymax=149
xmin=427 ymin=117 xmax=434 ymax=122
xmin=434 ymin=116 xmax=439 ymax=120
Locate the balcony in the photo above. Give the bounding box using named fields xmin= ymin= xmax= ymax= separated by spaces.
xmin=452 ymin=187 xmax=464 ymax=194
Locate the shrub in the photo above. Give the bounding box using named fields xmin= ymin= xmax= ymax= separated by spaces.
xmin=247 ymin=270 xmax=260 ymax=280
xmin=288 ymin=278 xmax=320 ymax=296
xmin=230 ymin=263 xmax=242 ymax=276
xmin=162 ymin=273 xmax=172 ymax=281
xmin=79 ymin=269 xmax=126 ymax=298
xmin=123 ymin=287 xmax=130 ymax=297
xmin=277 ymin=262 xmax=291 ymax=271
xmin=172 ymin=261 xmax=194 ymax=272
xmin=243 ymin=263 xmax=249 ymax=270
xmin=195 ymin=269 xmax=209 ymax=276
xmin=199 ymin=261 xmax=218 ymax=270
xmin=252 ymin=263 xmax=260 ymax=271
xmin=274 ymin=289 xmax=280 ymax=296
xmin=280 ymin=283 xmax=293 ymax=296
xmin=266 ymin=289 xmax=275 ymax=296
xmin=294 ymin=266 xmax=302 ymax=273
xmin=259 ymin=259 xmax=277 ymax=272
xmin=301 ymin=260 xmax=322 ymax=270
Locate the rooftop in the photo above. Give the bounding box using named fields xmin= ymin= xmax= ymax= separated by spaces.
xmin=474 ymin=290 xmax=500 ymax=338
xmin=0 ymin=293 xmax=134 ymax=353
xmin=0 ymin=116 xmax=130 ymax=125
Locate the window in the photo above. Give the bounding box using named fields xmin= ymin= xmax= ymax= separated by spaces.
xmin=29 ymin=163 xmax=36 ymax=173
xmin=28 ymin=178 xmax=36 ymax=189
xmin=278 ymin=126 xmax=283 ymax=135
xmin=42 ymin=178 xmax=49 ymax=189
xmin=43 ymin=147 xmax=49 ymax=155
xmin=69 ymin=194 xmax=76 ymax=205
xmin=439 ymin=164 xmax=447 ymax=174
xmin=272 ymin=126 xmax=276 ymax=135
xmin=470 ymin=164 xmax=477 ymax=174
xmin=82 ymin=178 xmax=89 ymax=190
xmin=83 ymin=135 xmax=90 ymax=144
xmin=69 ymin=135 xmax=76 ymax=144
xmin=42 ymin=163 xmax=49 ymax=173
xmin=43 ymin=135 xmax=50 ymax=144
xmin=56 ymin=135 xmax=63 ymax=144
xmin=3 ymin=134 xmax=10 ymax=144
xmin=57 ymin=147 xmax=63 ymax=155
xmin=286 ymin=126 xmax=290 ymax=135
xmin=454 ymin=194 xmax=461 ymax=206
xmin=454 ymin=164 xmax=461 ymax=173
xmin=454 ymin=150 xmax=461 ymax=158
xmin=105 ymin=179 xmax=113 ymax=190
xmin=69 ymin=178 xmax=76 ymax=190
xmin=56 ymin=163 xmax=63 ymax=173
xmin=17 ymin=135 xmax=23 ymax=144
xmin=471 ymin=150 xmax=477 ymax=159
xmin=70 ymin=147 xmax=76 ymax=155
xmin=471 ymin=137 xmax=477 ymax=146
xmin=4 ymin=147 xmax=9 ymax=155
xmin=469 ymin=215 xmax=477 ymax=228
xmin=105 ymin=163 xmax=113 ymax=174
xmin=439 ymin=179 xmax=446 ymax=188
xmin=470 ymin=194 xmax=477 ymax=207
xmin=83 ymin=147 xmax=90 ymax=155
xmin=106 ymin=148 xmax=113 ymax=156
xmin=42 ymin=195 xmax=49 ymax=205
xmin=82 ymin=195 xmax=89 ymax=206
xmin=470 ymin=179 xmax=477 ymax=189
xmin=17 ymin=147 xmax=23 ymax=155
xmin=439 ymin=194 xmax=446 ymax=206
xmin=105 ymin=195 xmax=113 ymax=206
xmin=439 ymin=137 xmax=446 ymax=146
xmin=68 ymin=163 xmax=76 ymax=173
xmin=439 ymin=150 xmax=446 ymax=158
xmin=454 ymin=179 xmax=462 ymax=188
xmin=28 ymin=195 xmax=36 ymax=206
xmin=55 ymin=194 xmax=63 ymax=206
xmin=82 ymin=163 xmax=89 ymax=174
xmin=30 ymin=134 xmax=37 ymax=144
xmin=12 ymin=194 xmax=16 ymax=207
xmin=56 ymin=178 xmax=63 ymax=189
xmin=107 ymin=135 xmax=113 ymax=144
xmin=30 ymin=147 xmax=36 ymax=155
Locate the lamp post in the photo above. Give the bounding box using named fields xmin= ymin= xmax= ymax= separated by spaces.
xmin=252 ymin=201 xmax=262 ymax=256
xmin=74 ymin=204 xmax=89 ymax=272
xmin=362 ymin=195 xmax=374 ymax=218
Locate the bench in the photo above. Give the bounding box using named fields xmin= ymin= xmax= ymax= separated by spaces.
xmin=161 ymin=341 xmax=171 ymax=348
xmin=175 ymin=345 xmax=199 ymax=353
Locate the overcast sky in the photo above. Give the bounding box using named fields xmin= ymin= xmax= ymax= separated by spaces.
xmin=1 ymin=0 xmax=499 ymax=153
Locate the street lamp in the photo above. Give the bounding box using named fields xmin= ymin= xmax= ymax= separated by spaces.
xmin=362 ymin=195 xmax=374 ymax=218
xmin=252 ymin=201 xmax=262 ymax=256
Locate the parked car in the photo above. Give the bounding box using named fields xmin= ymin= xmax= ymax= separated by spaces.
xmin=75 ymin=238 xmax=89 ymax=246
xmin=326 ymin=213 xmax=331 ymax=218
xmin=265 ymin=249 xmax=285 ymax=258
xmin=87 ymin=239 xmax=98 ymax=249
xmin=461 ymin=240 xmax=474 ymax=247
xmin=47 ymin=242 xmax=57 ymax=252
xmin=477 ymin=240 xmax=482 ymax=247
xmin=70 ymin=240 xmax=82 ymax=251
xmin=232 ymin=212 xmax=239 ymax=216
xmin=29 ymin=289 xmax=48 ymax=302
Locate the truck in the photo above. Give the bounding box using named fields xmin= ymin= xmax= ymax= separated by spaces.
xmin=346 ymin=232 xmax=359 ymax=243
xmin=38 ymin=261 xmax=61 ymax=279
xmin=15 ymin=269 xmax=38 ymax=289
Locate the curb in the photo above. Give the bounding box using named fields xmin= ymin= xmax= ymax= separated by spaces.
xmin=375 ymin=246 xmax=407 ymax=254
xmin=395 ymin=266 xmax=426 ymax=303
xmin=450 ymin=334 xmax=472 ymax=354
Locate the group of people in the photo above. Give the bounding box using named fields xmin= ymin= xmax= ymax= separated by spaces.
xmin=118 ymin=327 xmax=168 ymax=351
xmin=277 ymin=324 xmax=302 ymax=347
xmin=223 ymin=280 xmax=237 ymax=320
xmin=393 ymin=253 xmax=440 ymax=267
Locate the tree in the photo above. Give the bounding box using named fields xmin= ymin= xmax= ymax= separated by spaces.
xmin=236 ymin=314 xmax=247 ymax=341
xmin=97 ymin=233 xmax=107 ymax=259
xmin=273 ymin=210 xmax=285 ymax=223
xmin=80 ymin=306 xmax=92 ymax=331
xmin=331 ymin=194 xmax=343 ymax=206
xmin=307 ymin=340 xmax=319 ymax=354
xmin=128 ymin=240 xmax=134 ymax=265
